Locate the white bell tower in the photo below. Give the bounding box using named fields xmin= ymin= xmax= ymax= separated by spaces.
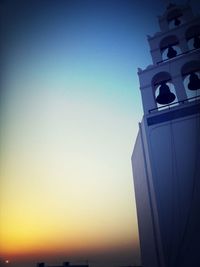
xmin=132 ymin=3 xmax=200 ymax=267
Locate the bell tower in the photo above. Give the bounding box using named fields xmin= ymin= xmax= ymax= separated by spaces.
xmin=132 ymin=3 xmax=200 ymax=267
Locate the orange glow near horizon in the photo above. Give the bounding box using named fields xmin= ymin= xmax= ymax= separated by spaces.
xmin=0 ymin=85 xmax=140 ymax=261
xmin=1 ymin=201 xmax=139 ymax=257
xmin=0 ymin=112 xmax=140 ymax=267
xmin=1 ymin=227 xmax=139 ymax=263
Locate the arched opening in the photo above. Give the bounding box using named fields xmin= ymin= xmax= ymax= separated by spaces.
xmin=160 ymin=35 xmax=181 ymax=61
xmin=181 ymin=61 xmax=200 ymax=101
xmin=152 ymin=72 xmax=177 ymax=109
xmin=167 ymin=8 xmax=183 ymax=29
xmin=185 ymin=25 xmax=200 ymax=51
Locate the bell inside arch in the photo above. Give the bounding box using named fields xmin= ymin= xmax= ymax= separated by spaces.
xmin=156 ymin=82 xmax=176 ymax=105
xmin=174 ymin=17 xmax=181 ymax=26
xmin=167 ymin=45 xmax=177 ymax=59
xmin=188 ymin=72 xmax=200 ymax=91
xmin=193 ymin=35 xmax=200 ymax=49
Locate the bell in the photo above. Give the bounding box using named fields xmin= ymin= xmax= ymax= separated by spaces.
xmin=167 ymin=45 xmax=177 ymax=59
xmin=156 ymin=82 xmax=176 ymax=105
xmin=188 ymin=72 xmax=200 ymax=91
xmin=193 ymin=35 xmax=200 ymax=49
xmin=174 ymin=17 xmax=181 ymax=26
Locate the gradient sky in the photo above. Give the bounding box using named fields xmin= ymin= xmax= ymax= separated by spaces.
xmin=0 ymin=1 xmax=199 ymax=267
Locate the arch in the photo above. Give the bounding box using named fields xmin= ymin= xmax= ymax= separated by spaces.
xmin=167 ymin=8 xmax=183 ymax=29
xmin=159 ymin=35 xmax=180 ymax=60
xmin=160 ymin=35 xmax=179 ymax=51
xmin=185 ymin=25 xmax=200 ymax=50
xmin=167 ymin=8 xmax=182 ymax=22
xmin=185 ymin=24 xmax=200 ymax=40
xmin=152 ymin=72 xmax=172 ymax=88
xmin=181 ymin=61 xmax=200 ymax=100
xmin=152 ymin=72 xmax=177 ymax=107
xmin=181 ymin=61 xmax=200 ymax=77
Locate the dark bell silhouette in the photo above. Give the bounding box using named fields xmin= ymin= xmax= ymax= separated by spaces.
xmin=188 ymin=72 xmax=200 ymax=90
xmin=156 ymin=82 xmax=176 ymax=105
xmin=193 ymin=35 xmax=200 ymax=49
xmin=174 ymin=17 xmax=181 ymax=26
xmin=167 ymin=45 xmax=177 ymax=59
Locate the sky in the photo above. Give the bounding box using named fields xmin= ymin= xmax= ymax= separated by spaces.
xmin=0 ymin=1 xmax=199 ymax=267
